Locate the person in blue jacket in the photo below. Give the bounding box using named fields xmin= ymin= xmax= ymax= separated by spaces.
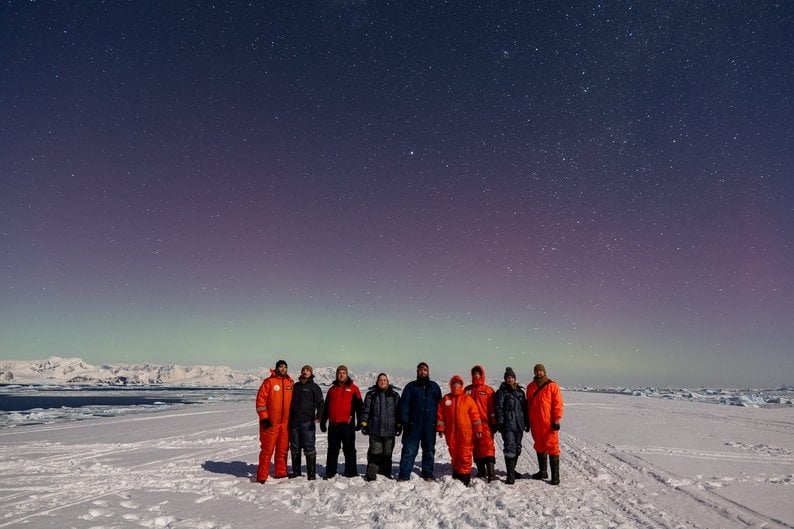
xmin=397 ymin=362 xmax=443 ymax=481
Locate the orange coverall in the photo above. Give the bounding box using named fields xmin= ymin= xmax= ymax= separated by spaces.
xmin=255 ymin=370 xmax=294 ymax=480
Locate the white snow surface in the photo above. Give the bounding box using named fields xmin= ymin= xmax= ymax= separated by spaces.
xmin=1 ymin=391 xmax=792 ymax=529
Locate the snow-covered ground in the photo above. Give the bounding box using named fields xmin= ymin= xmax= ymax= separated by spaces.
xmin=1 ymin=391 xmax=792 ymax=529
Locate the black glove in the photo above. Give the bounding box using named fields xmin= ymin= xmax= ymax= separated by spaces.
xmin=320 ymin=422 xmax=327 ymax=433
xmin=260 ymin=418 xmax=272 ymax=430
xmin=395 ymin=424 xmax=403 ymax=436
xmin=551 ymin=422 xmax=560 ymax=431
xmin=437 ymin=431 xmax=444 ymax=438
xmin=523 ymin=424 xmax=530 ymax=432
xmin=402 ymin=423 xmax=412 ymax=436
xmin=496 ymin=423 xmax=505 ymax=434
xmin=359 ymin=422 xmax=368 ymax=435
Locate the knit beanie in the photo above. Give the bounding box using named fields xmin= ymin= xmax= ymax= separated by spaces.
xmin=336 ymin=365 xmax=348 ymax=374
xmin=504 ymin=367 xmax=516 ymax=380
xmin=301 ymin=365 xmax=313 ymax=374
xmin=417 ymin=362 xmax=429 ymax=370
xmin=533 ymin=363 xmax=546 ymax=374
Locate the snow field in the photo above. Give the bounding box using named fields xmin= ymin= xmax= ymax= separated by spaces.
xmin=0 ymin=393 xmax=792 ymax=528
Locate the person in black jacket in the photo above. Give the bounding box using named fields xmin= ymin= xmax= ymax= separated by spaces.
xmin=360 ymin=373 xmax=401 ymax=481
xmin=493 ymin=367 xmax=529 ymax=484
xmin=288 ymin=365 xmax=324 ymax=480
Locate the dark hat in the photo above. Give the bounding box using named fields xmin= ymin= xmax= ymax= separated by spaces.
xmin=533 ymin=363 xmax=546 ymax=373
xmin=301 ymin=365 xmax=313 ymax=374
xmin=504 ymin=367 xmax=517 ymax=380
xmin=275 ymin=359 xmax=288 ymax=369
xmin=336 ymin=365 xmax=349 ymax=374
xmin=417 ymin=362 xmax=429 ymax=370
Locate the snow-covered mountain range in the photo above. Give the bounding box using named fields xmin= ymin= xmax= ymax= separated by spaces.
xmin=1 ymin=356 xmax=791 ymax=407
xmin=0 ymin=356 xmax=410 ymax=389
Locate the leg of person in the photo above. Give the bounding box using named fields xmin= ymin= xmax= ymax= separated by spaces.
xmin=273 ymin=424 xmax=290 ymax=478
xmin=324 ymin=424 xmax=342 ymax=479
xmin=532 ymin=452 xmax=548 ymax=480
xmin=502 ymin=429 xmax=518 ymax=484
xmin=550 ymin=454 xmax=560 ymax=485
xmin=257 ymin=427 xmax=277 ymax=482
xmin=419 ymin=425 xmax=436 ymax=480
xmin=366 ymin=437 xmax=383 ymax=481
xmin=303 ymin=421 xmax=317 ymax=480
xmin=397 ymin=429 xmax=420 ymax=481
xmin=341 ymin=423 xmax=358 ymax=477
xmin=289 ymin=423 xmax=301 ymax=478
xmin=380 ymin=436 xmax=395 ymax=478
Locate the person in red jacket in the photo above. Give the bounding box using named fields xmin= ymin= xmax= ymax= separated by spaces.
xmin=526 ymin=363 xmax=564 ymax=485
xmin=255 ymin=359 xmax=294 ymax=482
xmin=464 ymin=365 xmax=497 ymax=482
xmin=436 ymin=375 xmax=483 ymax=486
xmin=320 ymin=365 xmax=363 ymax=479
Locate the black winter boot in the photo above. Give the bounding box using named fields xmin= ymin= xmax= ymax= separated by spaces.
xmin=504 ymin=457 xmax=516 ymax=485
xmin=475 ymin=459 xmax=486 ymax=479
xmin=306 ymin=453 xmax=317 ymax=481
xmin=290 ymin=452 xmax=301 ymax=478
xmin=549 ymin=455 xmax=560 ymax=485
xmin=486 ymin=461 xmax=496 ymax=483
xmin=531 ymin=452 xmax=548 ymax=480
xmin=461 ymin=473 xmax=471 ymax=486
xmin=365 ymin=462 xmax=379 ymax=481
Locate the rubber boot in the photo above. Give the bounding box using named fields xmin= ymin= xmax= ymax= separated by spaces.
xmin=505 ymin=457 xmax=516 ymax=485
xmin=531 ymin=452 xmax=548 ymax=480
xmin=486 ymin=460 xmax=496 ymax=483
xmin=550 ymin=455 xmax=560 ymax=485
xmin=365 ymin=461 xmax=379 ymax=482
xmin=475 ymin=459 xmax=486 ymax=480
xmin=306 ymin=453 xmax=317 ymax=481
xmin=461 ymin=473 xmax=471 ymax=486
xmin=290 ymin=452 xmax=301 ymax=478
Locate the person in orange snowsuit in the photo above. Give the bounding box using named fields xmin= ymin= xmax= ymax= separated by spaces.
xmin=436 ymin=375 xmax=483 ymax=485
xmin=526 ymin=363 xmax=564 ymax=485
xmin=255 ymin=359 xmax=294 ymax=482
xmin=464 ymin=365 xmax=497 ymax=482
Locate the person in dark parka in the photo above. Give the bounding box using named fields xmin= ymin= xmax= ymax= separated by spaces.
xmin=360 ymin=373 xmax=401 ymax=481
xmin=288 ymin=365 xmax=323 ymax=480
xmin=397 ymin=362 xmax=443 ymax=481
xmin=494 ymin=366 xmax=529 ymax=484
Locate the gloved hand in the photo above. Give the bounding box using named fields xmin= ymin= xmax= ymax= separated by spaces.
xmin=402 ymin=423 xmax=412 ymax=436
xmin=360 ymin=422 xmax=369 ymax=435
xmin=437 ymin=431 xmax=444 ymax=438
xmin=496 ymin=423 xmax=505 ymax=434
xmin=320 ymin=422 xmax=327 ymax=433
xmin=524 ymin=424 xmax=530 ymax=432
xmin=355 ymin=422 xmax=361 ymax=432
xmin=551 ymin=422 xmax=560 ymax=431
xmin=260 ymin=418 xmax=272 ymax=430
xmin=395 ymin=424 xmax=403 ymax=436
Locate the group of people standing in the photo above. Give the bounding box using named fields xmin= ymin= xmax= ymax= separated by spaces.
xmin=254 ymin=360 xmax=564 ymax=486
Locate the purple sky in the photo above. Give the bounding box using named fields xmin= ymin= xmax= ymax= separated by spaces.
xmin=1 ymin=2 xmax=792 ymax=386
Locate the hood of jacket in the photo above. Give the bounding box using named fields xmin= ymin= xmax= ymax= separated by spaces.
xmin=449 ymin=375 xmax=465 ymax=395
xmin=470 ymin=365 xmax=486 ymax=385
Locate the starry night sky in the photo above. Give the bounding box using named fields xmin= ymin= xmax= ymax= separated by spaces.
xmin=2 ymin=2 xmax=792 ymax=386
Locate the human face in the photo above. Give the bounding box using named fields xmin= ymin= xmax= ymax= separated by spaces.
xmin=534 ymin=366 xmax=546 ymax=378
xmin=277 ymin=364 xmax=288 ymax=376
xmin=301 ymin=367 xmax=312 ymax=378
xmin=473 ymin=370 xmax=482 ymax=380
xmin=377 ymin=375 xmax=388 ymax=389
xmin=505 ymin=374 xmax=516 ymax=385
xmin=452 ymin=380 xmax=463 ymax=390
xmin=417 ymin=365 xmax=429 ymax=378
xmin=336 ymin=370 xmax=348 ymax=383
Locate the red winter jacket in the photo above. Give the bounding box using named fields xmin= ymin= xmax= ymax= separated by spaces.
xmin=255 ymin=370 xmax=294 ymax=425
xmin=323 ymin=378 xmax=363 ymax=424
